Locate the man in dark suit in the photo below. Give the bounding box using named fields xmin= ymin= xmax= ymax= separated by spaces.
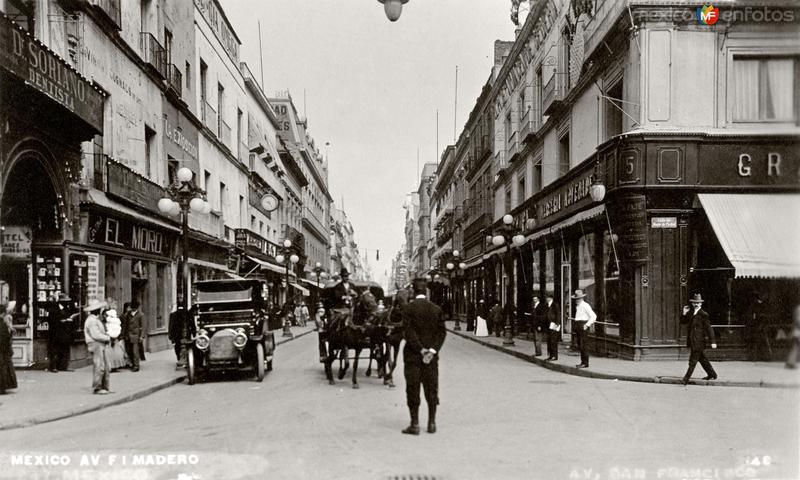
xmin=168 ymin=296 xmax=191 ymax=368
xmin=681 ymin=293 xmax=717 ymax=384
xmin=530 ymin=295 xmax=547 ymax=357
xmin=544 ymin=293 xmax=561 ymax=361
xmin=401 ymin=278 xmax=446 ymax=435
xmin=47 ymin=294 xmax=77 ymax=372
xmin=127 ymin=300 xmax=144 ymax=372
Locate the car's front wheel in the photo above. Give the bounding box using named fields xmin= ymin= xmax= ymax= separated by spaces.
xmin=255 ymin=343 xmax=265 ymax=382
xmin=187 ymin=349 xmax=197 ymax=385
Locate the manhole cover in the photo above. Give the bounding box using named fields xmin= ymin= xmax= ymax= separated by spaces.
xmin=528 ymin=380 xmax=566 ymax=385
xmin=387 ymin=476 xmax=440 ymax=480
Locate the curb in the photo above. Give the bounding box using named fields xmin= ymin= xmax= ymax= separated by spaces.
xmin=448 ymin=327 xmax=800 ymax=389
xmin=1 ymin=327 xmax=316 ymax=431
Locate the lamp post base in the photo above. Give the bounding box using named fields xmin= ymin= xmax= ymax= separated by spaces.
xmin=502 ymin=324 xmax=515 ymax=346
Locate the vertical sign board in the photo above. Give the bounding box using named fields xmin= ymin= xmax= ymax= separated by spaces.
xmin=614 ymin=195 xmax=649 ymax=263
xmin=32 ymin=249 xmax=65 ymax=339
xmin=69 ymin=254 xmax=89 ymax=337
xmin=86 ymin=252 xmax=100 ymax=305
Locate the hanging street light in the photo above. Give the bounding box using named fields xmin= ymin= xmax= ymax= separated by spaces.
xmin=377 ymin=0 xmax=409 ymax=22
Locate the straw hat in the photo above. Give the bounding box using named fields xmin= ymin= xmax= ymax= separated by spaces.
xmin=571 ymin=289 xmax=587 ymax=299
xmin=84 ymin=299 xmax=107 ymax=313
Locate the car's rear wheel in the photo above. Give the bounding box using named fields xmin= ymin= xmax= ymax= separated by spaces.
xmin=187 ymin=349 xmax=196 ymax=385
xmin=255 ymin=343 xmax=265 ymax=382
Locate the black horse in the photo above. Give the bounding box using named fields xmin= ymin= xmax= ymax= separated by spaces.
xmin=322 ymin=290 xmax=388 ymax=388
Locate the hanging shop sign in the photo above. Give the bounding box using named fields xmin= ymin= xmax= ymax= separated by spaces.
xmin=0 ymin=225 xmax=32 ymax=259
xmin=88 ymin=211 xmax=175 ymax=257
xmin=234 ymin=228 xmax=280 ymax=259
xmin=0 ymin=15 xmax=104 ymax=132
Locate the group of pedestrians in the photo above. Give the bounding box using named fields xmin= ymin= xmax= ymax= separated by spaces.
xmin=83 ymin=299 xmax=146 ymax=395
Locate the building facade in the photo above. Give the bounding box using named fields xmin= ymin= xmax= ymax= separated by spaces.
xmin=422 ymin=0 xmax=800 ymax=361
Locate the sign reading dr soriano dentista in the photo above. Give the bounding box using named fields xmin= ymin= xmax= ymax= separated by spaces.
xmin=0 ymin=15 xmax=104 ymax=132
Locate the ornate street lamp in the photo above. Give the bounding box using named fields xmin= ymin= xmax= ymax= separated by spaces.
xmin=312 ymin=261 xmax=328 ymax=308
xmin=487 ymin=213 xmax=526 ymax=346
xmin=275 ymin=239 xmax=300 ymax=337
xmin=443 ymin=249 xmax=466 ymax=331
xmin=377 ymin=0 xmax=409 ymax=21
xmin=158 ymin=167 xmax=210 ymax=364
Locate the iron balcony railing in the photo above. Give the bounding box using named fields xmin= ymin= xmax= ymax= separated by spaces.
xmin=218 ymin=118 xmax=232 ymax=150
xmin=89 ymin=0 xmax=121 ymax=30
xmin=139 ymin=32 xmax=167 ymax=78
xmin=202 ymin=100 xmax=218 ymax=136
xmin=167 ymin=64 xmax=182 ymax=97
xmin=542 ymin=72 xmax=568 ymax=115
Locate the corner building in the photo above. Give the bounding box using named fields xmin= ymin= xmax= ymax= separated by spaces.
xmin=463 ymin=0 xmax=799 ymax=360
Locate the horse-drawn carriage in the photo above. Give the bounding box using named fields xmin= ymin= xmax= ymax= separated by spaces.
xmin=186 ymin=279 xmax=276 ymax=384
xmin=318 ymin=280 xmax=404 ymax=388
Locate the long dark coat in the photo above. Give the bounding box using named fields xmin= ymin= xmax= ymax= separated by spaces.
xmin=681 ymin=308 xmax=716 ymax=351
xmin=0 ymin=317 xmax=17 ymax=391
xmin=402 ymin=297 xmax=446 ymax=365
xmin=127 ymin=310 xmax=144 ymax=343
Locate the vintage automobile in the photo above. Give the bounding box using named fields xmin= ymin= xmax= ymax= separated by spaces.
xmin=186 ymin=279 xmax=276 ymax=384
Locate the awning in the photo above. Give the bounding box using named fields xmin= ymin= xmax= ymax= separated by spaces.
xmin=300 ymin=278 xmax=323 ymax=289
xmin=289 ymin=282 xmax=310 ymax=296
xmin=245 ymin=255 xmax=288 ymax=275
xmin=188 ymin=257 xmax=231 ymax=272
xmin=85 ymin=190 xmax=181 ymax=233
xmin=698 ymin=194 xmax=800 ymax=278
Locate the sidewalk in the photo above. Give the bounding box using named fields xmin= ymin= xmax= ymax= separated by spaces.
xmin=447 ymin=321 xmax=800 ymax=389
xmin=0 ymin=325 xmax=316 ymax=431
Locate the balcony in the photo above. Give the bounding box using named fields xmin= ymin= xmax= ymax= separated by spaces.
xmin=542 ymin=72 xmax=568 ymax=116
xmin=139 ymin=32 xmax=167 ymax=78
xmin=202 ymin=100 xmax=217 ymax=136
xmin=166 ymin=64 xmax=182 ymax=97
xmin=303 ymin=206 xmax=328 ymax=241
xmin=507 ymin=131 xmax=519 ymax=163
xmin=89 ymin=0 xmax=121 ymax=30
xmin=219 ymin=118 xmax=232 ymax=150
xmin=189 ymin=210 xmax=224 ymax=239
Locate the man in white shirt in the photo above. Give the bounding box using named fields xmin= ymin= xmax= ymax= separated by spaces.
xmin=571 ymin=289 xmax=596 ymax=368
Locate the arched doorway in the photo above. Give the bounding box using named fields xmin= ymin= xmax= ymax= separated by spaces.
xmin=0 ymin=147 xmax=65 ymax=366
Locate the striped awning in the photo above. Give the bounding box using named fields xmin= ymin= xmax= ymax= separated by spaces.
xmin=698 ymin=194 xmax=800 ymax=278
xmin=289 ymin=282 xmax=310 ymax=296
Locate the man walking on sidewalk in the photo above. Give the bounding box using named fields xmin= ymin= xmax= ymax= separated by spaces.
xmin=544 ymin=294 xmax=560 ymax=361
xmin=530 ymin=296 xmax=545 ymax=356
xmin=401 ymin=278 xmax=446 ymax=435
xmin=681 ymin=293 xmax=717 ymax=384
xmin=83 ymin=300 xmax=112 ymax=395
xmin=126 ymin=301 xmax=144 ymax=372
xmin=571 ymin=290 xmax=596 ymax=368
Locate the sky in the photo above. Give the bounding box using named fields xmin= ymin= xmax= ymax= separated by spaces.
xmin=220 ymin=0 xmax=515 ymax=289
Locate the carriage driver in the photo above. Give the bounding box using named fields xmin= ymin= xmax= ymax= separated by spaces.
xmin=329 ymin=267 xmax=358 ymax=309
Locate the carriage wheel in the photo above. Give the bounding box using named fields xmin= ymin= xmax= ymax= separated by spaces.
xmin=187 ymin=349 xmax=197 ymax=385
xmin=255 ymin=343 xmax=266 ymax=382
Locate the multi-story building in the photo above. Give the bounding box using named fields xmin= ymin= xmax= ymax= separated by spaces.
xmin=0 ymin=0 xmax=343 ymax=368
xmin=330 ymin=206 xmax=366 ymax=280
xmin=412 ymin=163 xmax=438 ymax=278
xmin=466 ymin=0 xmax=799 ymax=360
xmin=403 ymin=192 xmax=420 ymax=280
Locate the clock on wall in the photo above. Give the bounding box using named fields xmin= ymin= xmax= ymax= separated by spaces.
xmin=260 ymin=193 xmax=279 ymax=212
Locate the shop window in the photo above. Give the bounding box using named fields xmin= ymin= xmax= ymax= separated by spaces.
xmin=732 ymin=57 xmax=797 ymax=123
xmin=544 ymin=248 xmax=555 ymax=299
xmin=603 ymin=231 xmax=621 ymax=334
xmin=144 ymin=125 xmax=155 ymax=179
xmin=167 ymin=157 xmax=178 ymax=185
xmin=155 ymin=264 xmax=166 ymax=330
xmin=185 ymin=61 xmax=191 ymax=91
xmin=533 ymin=156 xmax=542 ymax=193
xmin=578 ymin=233 xmax=596 ymax=305
xmin=517 ymin=174 xmax=526 ymax=205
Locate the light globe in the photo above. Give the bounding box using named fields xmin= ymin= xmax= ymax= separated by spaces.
xmin=503 ymin=214 xmax=514 ymax=225
xmin=176 ymin=167 xmax=193 ymax=183
xmin=446 ymin=262 xmax=454 ymax=270
xmin=283 ymin=239 xmax=292 ymax=248
xmin=276 ymin=254 xmax=285 ymax=264
xmin=512 ymin=234 xmax=526 ymax=246
xmin=492 ymin=235 xmax=505 ymax=246
xmin=169 ymin=201 xmax=181 ymax=217
xmin=290 ymin=254 xmax=300 ymax=264
xmin=189 ymin=197 xmax=205 ymax=213
xmin=157 ymin=198 xmax=173 ymax=214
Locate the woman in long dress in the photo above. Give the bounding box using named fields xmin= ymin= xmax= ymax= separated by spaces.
xmin=474 ymin=299 xmax=489 ymax=337
xmin=0 ymin=303 xmax=18 ymax=394
xmin=103 ymin=309 xmax=128 ymax=371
